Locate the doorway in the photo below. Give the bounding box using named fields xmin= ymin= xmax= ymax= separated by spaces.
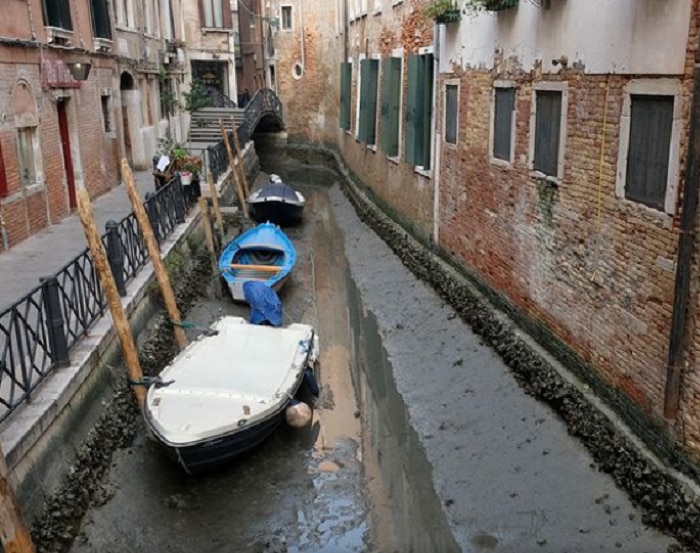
xmin=57 ymin=99 xmax=76 ymax=210
xmin=120 ymin=72 xmax=135 ymax=165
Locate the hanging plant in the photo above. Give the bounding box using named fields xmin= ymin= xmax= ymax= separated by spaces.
xmin=423 ymin=0 xmax=462 ymax=24
xmin=466 ymin=0 xmax=518 ymax=11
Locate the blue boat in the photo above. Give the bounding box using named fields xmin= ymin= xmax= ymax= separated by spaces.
xmin=218 ymin=222 xmax=296 ymax=301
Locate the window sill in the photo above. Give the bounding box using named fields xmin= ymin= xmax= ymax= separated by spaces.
xmin=444 ymin=141 xmax=458 ymax=151
xmin=387 ymin=155 xmax=400 ymax=165
xmin=366 ymin=144 xmax=377 ymax=152
xmin=530 ymin=170 xmax=560 ymax=186
xmin=414 ymin=166 xmax=433 ymax=178
xmin=46 ymin=26 xmax=73 ymax=40
xmin=115 ymin=25 xmax=138 ymax=33
xmin=374 ymin=8 xmax=382 ymax=15
xmin=25 ymin=182 xmax=45 ymax=196
xmin=201 ymin=27 xmax=232 ymax=33
xmin=490 ymin=157 xmax=513 ymax=169
xmin=93 ymin=37 xmax=113 ymax=52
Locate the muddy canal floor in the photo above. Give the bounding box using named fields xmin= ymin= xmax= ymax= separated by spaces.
xmin=41 ymin=153 xmax=689 ymax=552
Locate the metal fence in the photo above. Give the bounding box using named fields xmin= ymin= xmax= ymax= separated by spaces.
xmin=0 ymin=176 xmax=195 ymax=422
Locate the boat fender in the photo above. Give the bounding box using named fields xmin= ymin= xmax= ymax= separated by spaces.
xmin=285 ymin=399 xmax=312 ymax=428
xmin=302 ymin=368 xmax=320 ymax=398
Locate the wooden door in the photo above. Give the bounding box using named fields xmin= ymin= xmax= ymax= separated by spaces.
xmin=57 ymin=99 xmax=77 ymax=210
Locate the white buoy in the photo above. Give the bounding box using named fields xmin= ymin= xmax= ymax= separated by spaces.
xmin=285 ymin=401 xmax=312 ymax=428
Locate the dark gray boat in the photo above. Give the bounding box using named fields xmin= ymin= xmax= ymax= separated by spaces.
xmin=248 ymin=174 xmax=305 ymax=226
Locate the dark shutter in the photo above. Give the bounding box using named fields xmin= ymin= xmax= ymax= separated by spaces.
xmin=339 ymin=62 xmax=352 ymax=130
xmin=380 ymin=57 xmax=401 ymax=156
xmin=405 ymin=55 xmax=420 ymax=166
xmin=493 ymin=88 xmax=515 ymax=161
xmin=43 ymin=0 xmax=73 ymax=30
xmin=222 ymin=0 xmax=232 ymax=29
xmin=419 ymin=53 xmax=434 ymax=169
xmin=198 ymin=0 xmax=206 ymax=28
xmin=366 ymin=59 xmax=379 ymax=145
xmin=445 ymin=84 xmax=458 ymax=145
xmin=90 ymin=0 xmax=112 ymax=39
xmin=625 ymin=95 xmax=673 ymax=210
xmin=358 ymin=59 xmax=370 ymax=142
xmin=533 ymin=90 xmax=562 ymax=177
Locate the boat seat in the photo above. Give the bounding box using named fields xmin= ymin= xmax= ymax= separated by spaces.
xmin=230 ymin=263 xmax=282 ymax=273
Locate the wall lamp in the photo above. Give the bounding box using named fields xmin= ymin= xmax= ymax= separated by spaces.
xmin=66 ymin=61 xmax=92 ymax=81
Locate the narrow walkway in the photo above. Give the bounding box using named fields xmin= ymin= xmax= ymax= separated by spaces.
xmin=0 ymin=172 xmax=155 ymax=312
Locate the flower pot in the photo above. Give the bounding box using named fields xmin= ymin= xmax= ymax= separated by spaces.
xmin=180 ymin=171 xmax=192 ymax=186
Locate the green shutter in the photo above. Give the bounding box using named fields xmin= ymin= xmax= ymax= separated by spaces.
xmin=390 ymin=58 xmax=401 ymax=155
xmin=405 ymin=55 xmax=419 ymax=165
xmin=339 ymin=62 xmax=351 ymax=130
xmin=366 ymin=59 xmax=379 ymax=145
xmin=358 ymin=59 xmax=370 ymax=142
xmin=420 ymin=53 xmax=434 ymax=169
xmin=380 ymin=58 xmax=392 ymax=153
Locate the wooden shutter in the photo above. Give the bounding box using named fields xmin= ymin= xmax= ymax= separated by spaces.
xmin=339 ymin=62 xmax=352 ymax=130
xmin=222 ymin=0 xmax=232 ymax=29
xmin=626 ymin=95 xmax=673 ymax=210
xmin=533 ymin=90 xmax=562 ymax=177
xmin=405 ymin=55 xmax=420 ymax=165
xmin=366 ymin=59 xmax=379 ymax=145
xmin=358 ymin=59 xmax=370 ymax=142
xmin=380 ymin=58 xmax=401 ymax=156
xmin=493 ymin=88 xmax=515 ymax=160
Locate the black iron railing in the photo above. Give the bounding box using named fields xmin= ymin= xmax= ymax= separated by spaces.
xmin=0 ymin=176 xmax=195 ymax=421
xmin=204 ymin=85 xmax=238 ymax=109
xmin=205 ymin=87 xmax=284 ymax=180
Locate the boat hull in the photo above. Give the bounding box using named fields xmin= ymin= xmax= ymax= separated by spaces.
xmin=147 ymin=404 xmax=289 ymax=475
xmin=249 ymin=200 xmax=304 ymax=226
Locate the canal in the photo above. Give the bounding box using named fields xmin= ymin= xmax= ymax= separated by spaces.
xmin=63 ymin=149 xmax=677 ymax=552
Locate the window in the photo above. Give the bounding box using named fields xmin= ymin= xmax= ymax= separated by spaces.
xmin=339 ymin=61 xmax=352 ymax=130
xmin=529 ymin=83 xmax=567 ymax=180
xmin=159 ymin=79 xmax=174 ymax=119
xmin=117 ymin=0 xmax=135 ymax=27
xmin=17 ymin=128 xmax=38 ymax=186
xmin=281 ymin=6 xmax=292 ymax=30
xmin=101 ymin=95 xmax=112 ymax=132
xmin=616 ymin=80 xmax=681 ymax=214
xmin=492 ymin=86 xmax=516 ymax=163
xmin=444 ymin=83 xmax=458 ymax=145
xmin=358 ymin=58 xmax=379 ymax=145
xmin=405 ymin=52 xmax=434 ymax=169
xmin=199 ymin=0 xmax=232 ymax=29
xmin=42 ymin=0 xmax=72 ymax=30
xmin=90 ymin=0 xmax=111 ymax=39
xmin=380 ymin=55 xmax=402 ymax=157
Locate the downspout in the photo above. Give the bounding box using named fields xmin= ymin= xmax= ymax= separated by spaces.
xmin=0 ymin=212 xmax=8 ymax=251
xmin=299 ymin=0 xmax=305 ymax=75
xmin=432 ymin=22 xmax=441 ymax=246
xmin=664 ymin=31 xmax=700 ymax=420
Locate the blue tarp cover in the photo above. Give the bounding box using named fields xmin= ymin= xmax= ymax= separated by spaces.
xmin=243 ymin=281 xmax=283 ymax=327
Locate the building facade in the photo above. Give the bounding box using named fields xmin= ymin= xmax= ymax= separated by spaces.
xmin=0 ymin=0 xmax=187 ymax=252
xmin=272 ymin=0 xmax=700 ymax=465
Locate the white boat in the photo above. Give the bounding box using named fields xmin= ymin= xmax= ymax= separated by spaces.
xmin=143 ymin=316 xmax=319 ymax=474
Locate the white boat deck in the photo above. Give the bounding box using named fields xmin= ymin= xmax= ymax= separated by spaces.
xmin=145 ymin=316 xmax=318 ymax=445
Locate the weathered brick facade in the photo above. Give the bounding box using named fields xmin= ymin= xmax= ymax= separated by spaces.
xmin=271 ymin=0 xmax=700 ymax=466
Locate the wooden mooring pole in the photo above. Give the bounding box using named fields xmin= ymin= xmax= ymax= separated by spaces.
xmin=76 ymin=187 xmax=146 ymax=409
xmin=220 ymin=119 xmax=249 ymax=218
xmin=230 ymin=117 xmax=250 ymax=198
xmin=206 ymin=171 xmax=225 ymax=246
xmin=0 ymin=449 xmax=35 ymax=553
xmin=121 ymin=160 xmax=188 ymax=351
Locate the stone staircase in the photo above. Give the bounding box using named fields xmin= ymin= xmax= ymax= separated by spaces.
xmin=186 ymin=107 xmax=245 ymax=154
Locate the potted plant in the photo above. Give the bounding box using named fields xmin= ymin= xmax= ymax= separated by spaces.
xmin=424 ymin=0 xmax=462 ymax=24
xmin=180 ymin=155 xmax=202 ymax=186
xmin=467 ymin=0 xmax=518 ymax=11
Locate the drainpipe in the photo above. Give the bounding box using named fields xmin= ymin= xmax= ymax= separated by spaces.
xmin=664 ymin=33 xmax=700 ymax=420
xmin=432 ymin=22 xmax=441 ymax=246
xmin=0 ymin=212 xmax=8 ymax=251
xmin=299 ymin=0 xmax=306 ymax=76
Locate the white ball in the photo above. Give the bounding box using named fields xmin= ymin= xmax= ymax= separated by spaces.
xmin=285 ymin=401 xmax=312 ymax=428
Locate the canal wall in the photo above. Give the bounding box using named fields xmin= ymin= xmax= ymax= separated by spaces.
xmin=264 ymin=141 xmax=700 ymax=549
